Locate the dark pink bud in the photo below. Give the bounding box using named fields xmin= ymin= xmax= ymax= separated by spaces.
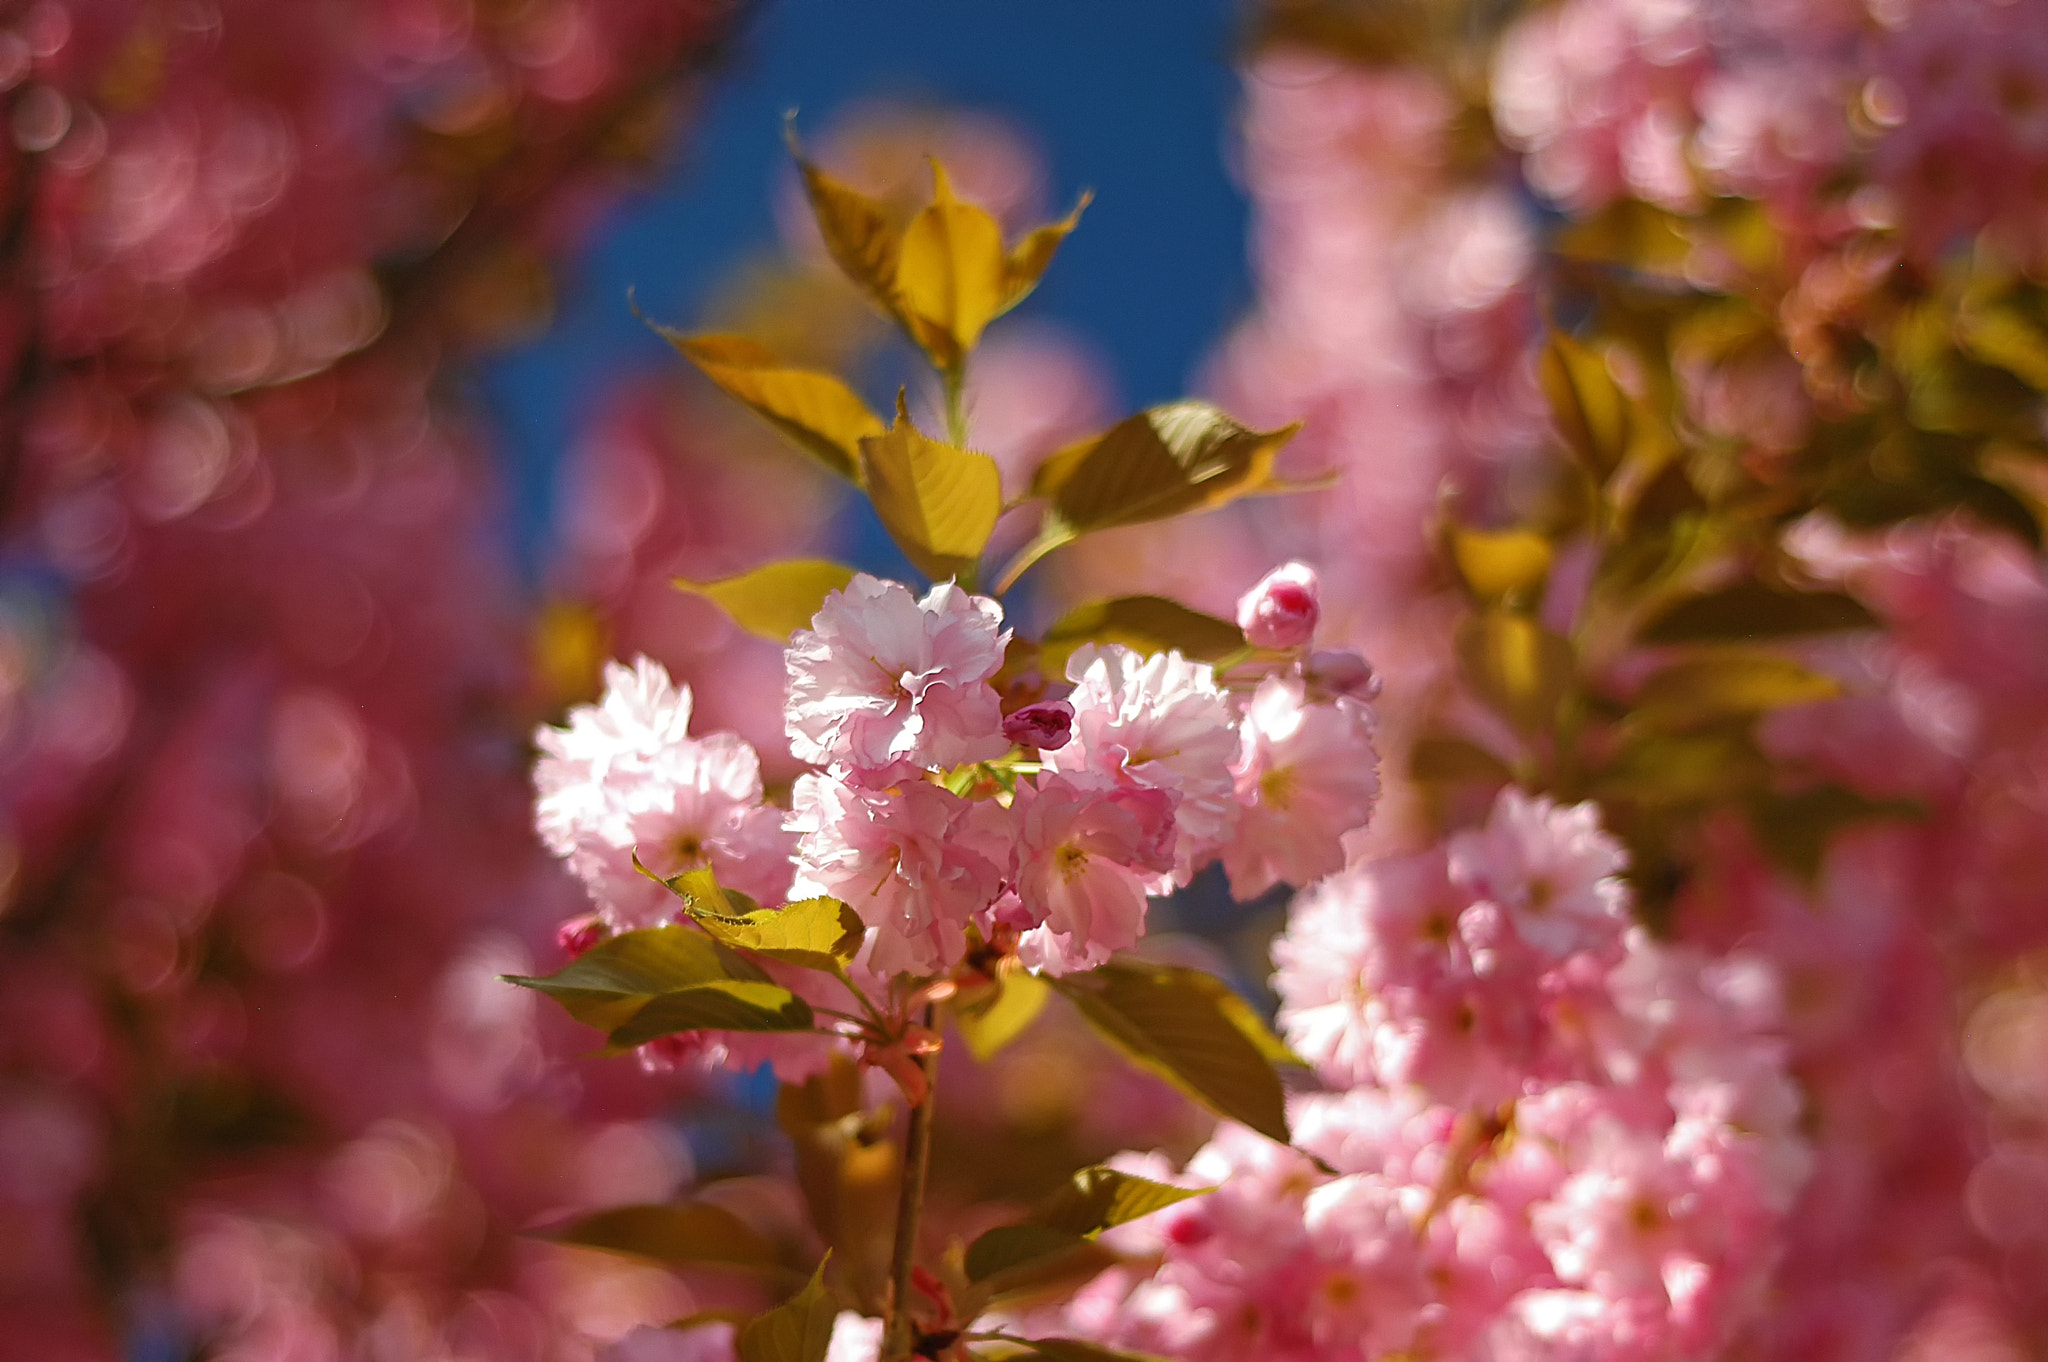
xmin=1003 ymin=699 xmax=1075 ymax=750
xmin=1237 ymin=562 xmax=1321 ymax=649
xmin=556 ymin=914 xmax=606 ymax=958
xmin=1305 ymin=648 xmax=1380 ymax=700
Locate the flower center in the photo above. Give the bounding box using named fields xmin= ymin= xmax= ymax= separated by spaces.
xmin=1260 ymin=764 xmax=1299 ymax=811
xmin=1055 ymin=843 xmax=1090 ymax=883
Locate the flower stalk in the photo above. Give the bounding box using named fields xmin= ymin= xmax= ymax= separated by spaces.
xmin=882 ymin=1004 xmax=940 ymax=1362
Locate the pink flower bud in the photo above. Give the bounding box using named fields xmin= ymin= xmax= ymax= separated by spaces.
xmin=1238 ymin=561 xmax=1321 ymax=649
xmin=1304 ymin=648 xmax=1380 ymax=700
xmin=555 ymin=913 xmax=606 ymax=957
xmin=1003 ymin=699 xmax=1075 ymax=750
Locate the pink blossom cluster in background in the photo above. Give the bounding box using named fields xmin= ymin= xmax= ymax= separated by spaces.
xmin=534 ymin=564 xmax=1381 ymax=1079
xmin=1491 ymin=0 xmax=2048 ymax=264
xmin=1043 ymin=790 xmax=1809 ymax=1362
xmin=0 ymin=0 xmax=749 ymax=1356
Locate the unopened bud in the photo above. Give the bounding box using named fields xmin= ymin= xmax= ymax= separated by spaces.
xmin=1002 ymin=698 xmax=1075 ymax=750
xmin=556 ymin=913 xmax=606 ymax=957
xmin=1305 ymin=648 xmax=1379 ymax=700
xmin=1238 ymin=562 xmax=1321 ymax=649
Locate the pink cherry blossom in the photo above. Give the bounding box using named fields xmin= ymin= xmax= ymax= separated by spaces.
xmin=1222 ymin=676 xmax=1381 ymax=898
xmin=785 ymin=574 xmax=1010 ymax=782
xmin=1450 ymin=788 xmax=1631 ymax=958
xmin=1011 ymin=774 xmax=1178 ymax=975
xmin=787 ymin=772 xmax=1004 ymax=977
xmin=1047 ymin=645 xmax=1239 ymax=884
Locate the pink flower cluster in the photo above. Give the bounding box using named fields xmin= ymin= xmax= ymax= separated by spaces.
xmin=1050 ymin=789 xmax=1810 ymax=1362
xmin=538 ymin=565 xmax=1381 ymax=1053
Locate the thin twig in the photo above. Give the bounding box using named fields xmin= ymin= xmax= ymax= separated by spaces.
xmin=881 ymin=1003 xmax=940 ymax=1362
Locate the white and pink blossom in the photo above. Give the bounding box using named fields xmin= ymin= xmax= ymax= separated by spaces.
xmin=1222 ymin=676 xmax=1380 ymax=898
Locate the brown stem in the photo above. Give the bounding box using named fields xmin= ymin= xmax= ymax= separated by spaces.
xmin=882 ymin=1006 xmax=939 ymax=1362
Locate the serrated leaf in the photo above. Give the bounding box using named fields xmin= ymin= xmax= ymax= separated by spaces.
xmin=964 ymin=1224 xmax=1095 ymax=1284
xmin=1446 ymin=526 xmax=1552 ymax=603
xmin=1002 ymin=402 xmax=1308 ymax=590
xmin=1037 ymin=597 xmax=1245 ymax=675
xmin=1455 ymin=611 xmax=1575 ymax=735
xmin=790 ymin=131 xmax=903 ymax=316
xmin=1017 ymin=1339 xmax=1177 ymax=1362
xmin=1540 ymin=331 xmax=1630 ymax=479
xmin=662 ymin=332 xmax=882 ymax=481
xmin=539 ymin=1202 xmax=782 ymax=1273
xmin=1032 ymin=1166 xmax=1210 ymax=1238
xmin=1633 ymin=653 xmax=1842 ymax=728
xmin=504 ymin=926 xmax=770 ymax=1032
xmin=857 ymin=394 xmax=1003 ymax=582
xmin=1637 ymin=584 xmax=1878 ymax=644
xmin=605 ymin=981 xmax=816 ymax=1049
xmin=1000 ymin=191 xmax=1091 ymax=313
xmin=689 ymin=893 xmax=867 ymax=973
xmin=894 ymin=160 xmax=1007 ymax=368
xmin=1051 ymin=960 xmax=1294 ymax=1144
xmin=956 ymin=969 xmax=1050 ymax=1060
xmin=675 ymin=560 xmax=859 ymax=643
xmin=736 ymin=1258 xmax=839 ymax=1362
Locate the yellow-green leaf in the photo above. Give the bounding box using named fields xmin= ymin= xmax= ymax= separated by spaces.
xmin=736 ymin=1258 xmax=839 ymax=1362
xmin=790 ymin=129 xmax=903 ymax=315
xmin=1455 ymin=611 xmax=1575 ymax=735
xmin=1540 ymin=331 xmax=1630 ymax=479
xmin=1030 ymin=1166 xmax=1211 ymax=1239
xmin=503 ymin=926 xmax=771 ymax=1033
xmin=857 ymin=395 xmax=1003 ymax=583
xmin=661 ymin=332 xmax=883 ymax=482
xmin=685 ymin=889 xmax=867 ymax=973
xmin=675 ymin=560 xmax=859 ymax=642
xmin=956 ymin=968 xmax=1050 ymax=1060
xmin=1001 ymin=402 xmax=1306 ymax=590
xmin=539 ymin=1202 xmax=783 ymax=1273
xmin=894 ymin=160 xmax=1007 ymax=367
xmin=1001 ymin=191 xmax=1092 ymax=313
xmin=1958 ymin=305 xmax=2048 ymax=393
xmin=1446 ymin=525 xmax=1553 ymax=603
xmin=1038 ymin=596 xmax=1245 ymax=675
xmin=1409 ymin=735 xmax=1513 ymax=786
xmin=1017 ymin=1339 xmax=1178 ymax=1362
xmin=1051 ymin=959 xmax=1297 ymax=1144
xmin=605 ymin=981 xmax=816 ymax=1049
xmin=1633 ymin=653 xmax=1842 ymax=728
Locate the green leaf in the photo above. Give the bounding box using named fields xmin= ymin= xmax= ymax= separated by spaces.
xmin=1000 ymin=191 xmax=1092 ymax=313
xmin=503 ymin=926 xmax=771 ymax=1032
xmin=955 ymin=969 xmax=1051 ymax=1061
xmin=1637 ymin=583 xmax=1878 ymax=644
xmin=736 ymin=1257 xmax=839 ymax=1362
xmin=539 ymin=1202 xmax=783 ymax=1273
xmin=1633 ymin=652 xmax=1842 ymax=728
xmin=1540 ymin=331 xmax=1630 ymax=478
xmin=857 ymin=394 xmax=1003 ymax=583
xmin=1002 ymin=402 xmax=1307 ymax=589
xmin=1051 ymin=960 xmax=1296 ymax=1144
xmin=685 ymin=887 xmax=867 ymax=974
xmin=777 ymin=1062 xmax=900 ymax=1308
xmin=662 ymin=332 xmax=883 ymax=482
xmin=1746 ymin=786 xmax=1923 ymax=884
xmin=1445 ymin=525 xmax=1553 ymax=603
xmin=605 ymin=981 xmax=816 ymax=1049
xmin=1037 ymin=596 xmax=1245 ymax=675
xmin=894 ymin=160 xmax=1007 ymax=367
xmin=963 ymin=1165 xmax=1210 ymax=1284
xmin=1455 ymin=610 xmax=1575 ymax=735
xmin=1031 ymin=1166 xmax=1210 ymax=1238
xmin=675 ymin=559 xmax=858 ymax=643
xmin=964 ymin=1224 xmax=1096 ymax=1284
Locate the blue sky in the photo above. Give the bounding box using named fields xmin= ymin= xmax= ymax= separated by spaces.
xmin=479 ymin=0 xmax=1252 ymax=572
